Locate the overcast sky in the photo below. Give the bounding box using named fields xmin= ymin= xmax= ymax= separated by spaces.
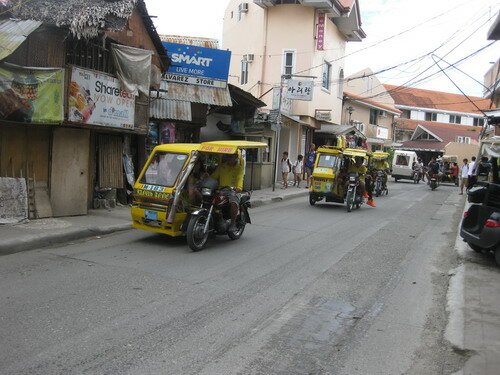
xmin=144 ymin=0 xmax=499 ymax=98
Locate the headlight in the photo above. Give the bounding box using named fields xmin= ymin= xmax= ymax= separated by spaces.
xmin=201 ymin=187 xmax=212 ymax=196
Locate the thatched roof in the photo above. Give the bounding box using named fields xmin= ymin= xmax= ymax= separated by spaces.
xmin=1 ymin=0 xmax=137 ymax=39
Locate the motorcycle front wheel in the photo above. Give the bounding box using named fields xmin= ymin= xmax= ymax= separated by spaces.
xmin=346 ymin=190 xmax=354 ymax=212
xmin=228 ymin=213 xmax=246 ymax=240
xmin=186 ymin=214 xmax=209 ymax=252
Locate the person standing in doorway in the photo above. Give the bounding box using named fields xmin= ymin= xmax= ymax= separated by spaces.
xmin=305 ymin=143 xmax=316 ymax=188
xmin=281 ymin=151 xmax=292 ymax=189
xmin=460 ymin=158 xmax=469 ymax=195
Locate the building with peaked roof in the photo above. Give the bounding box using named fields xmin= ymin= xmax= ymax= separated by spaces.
xmin=398 ymin=120 xmax=480 ymax=163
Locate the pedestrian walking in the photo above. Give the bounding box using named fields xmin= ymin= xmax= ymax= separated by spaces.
xmin=460 ymin=158 xmax=469 ymax=195
xmin=292 ymin=154 xmax=304 ymax=188
xmin=305 ymin=143 xmax=316 ymax=188
xmin=450 ymin=162 xmax=459 ymax=186
xmin=281 ymin=151 xmax=292 ymax=189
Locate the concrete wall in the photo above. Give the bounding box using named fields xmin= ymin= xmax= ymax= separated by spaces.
xmin=444 ymin=142 xmax=480 ymax=163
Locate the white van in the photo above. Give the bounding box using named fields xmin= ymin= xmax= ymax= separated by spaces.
xmin=392 ymin=150 xmax=418 ymax=181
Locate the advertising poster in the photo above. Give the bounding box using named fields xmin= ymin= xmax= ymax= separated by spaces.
xmin=68 ymin=67 xmax=135 ymax=129
xmin=162 ymin=42 xmax=231 ymax=88
xmin=159 ymin=122 xmax=176 ymax=144
xmin=0 ymin=64 xmax=64 ymax=123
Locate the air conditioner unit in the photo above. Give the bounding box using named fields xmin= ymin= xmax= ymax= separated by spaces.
xmin=239 ymin=2 xmax=249 ymax=12
xmin=246 ymin=54 xmax=254 ymax=62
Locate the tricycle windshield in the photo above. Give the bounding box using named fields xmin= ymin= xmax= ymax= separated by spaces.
xmin=317 ymin=154 xmax=340 ymax=169
xmin=140 ymin=152 xmax=188 ymax=187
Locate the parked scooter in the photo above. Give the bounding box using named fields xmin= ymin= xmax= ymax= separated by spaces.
xmin=186 ymin=179 xmax=252 ymax=251
xmin=345 ymin=172 xmax=363 ymax=212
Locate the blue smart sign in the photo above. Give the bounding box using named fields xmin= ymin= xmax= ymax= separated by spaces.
xmin=162 ymin=42 xmax=232 ymax=88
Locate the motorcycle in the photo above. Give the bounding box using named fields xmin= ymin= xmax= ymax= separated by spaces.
xmin=345 ymin=172 xmax=363 ymax=212
xmin=186 ymin=179 xmax=252 ymax=251
xmin=412 ymin=169 xmax=421 ymax=184
xmin=429 ymin=174 xmax=438 ymax=190
xmin=374 ymin=170 xmax=388 ymax=196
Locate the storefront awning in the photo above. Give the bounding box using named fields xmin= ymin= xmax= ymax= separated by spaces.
xmin=0 ymin=19 xmax=42 ymax=60
xmin=366 ymin=137 xmax=390 ymax=145
xmin=149 ymin=98 xmax=192 ymax=121
xmin=154 ymin=80 xmax=232 ymax=107
xmin=317 ymin=124 xmax=366 ymax=139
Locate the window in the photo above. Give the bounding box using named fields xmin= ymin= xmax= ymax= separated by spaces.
xmin=457 ymin=136 xmax=471 ymax=144
xmin=283 ymin=50 xmax=295 ymax=76
xmin=317 ymin=155 xmax=340 ymax=170
xmin=240 ymin=60 xmax=249 ymax=85
xmin=369 ymin=109 xmax=379 ymax=125
xmin=338 ymin=69 xmax=344 ymax=98
xmin=66 ymin=36 xmax=114 ymax=73
xmin=473 ymin=118 xmax=484 ymax=127
xmin=449 ymin=115 xmax=461 ymax=124
xmin=425 ymin=112 xmax=437 ymax=121
xmin=414 ymin=132 xmax=437 ymax=140
xmin=322 ymin=61 xmax=331 ymax=91
xmin=141 ymin=152 xmax=188 ymax=187
xmin=395 ymin=155 xmax=410 ymax=166
xmin=353 ymin=121 xmax=364 ymax=133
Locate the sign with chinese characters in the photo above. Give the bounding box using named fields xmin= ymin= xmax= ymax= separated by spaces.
xmin=162 ymin=42 xmax=231 ymax=88
xmin=317 ymin=13 xmax=326 ymax=50
xmin=68 ymin=67 xmax=135 ymax=129
xmin=315 ymin=110 xmax=332 ymax=121
xmin=376 ymin=126 xmax=389 ymax=139
xmin=285 ymin=79 xmax=314 ymax=101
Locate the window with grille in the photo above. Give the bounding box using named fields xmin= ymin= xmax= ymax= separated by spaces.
xmin=283 ymin=50 xmax=295 ymax=76
xmin=65 ymin=36 xmax=114 ymax=74
xmin=240 ymin=60 xmax=249 ymax=85
xmin=322 ymin=61 xmax=331 ymax=91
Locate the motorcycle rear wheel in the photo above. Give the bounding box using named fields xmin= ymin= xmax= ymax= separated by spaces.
xmin=187 ymin=214 xmax=209 ymax=252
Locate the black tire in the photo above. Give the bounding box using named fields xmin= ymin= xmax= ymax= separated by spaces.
xmin=228 ymin=214 xmax=246 ymax=240
xmin=346 ymin=190 xmax=354 ymax=212
xmin=309 ymin=194 xmax=316 ymax=206
xmin=495 ymin=247 xmax=500 ymax=267
xmin=186 ymin=214 xmax=209 ymax=252
xmin=385 ymin=188 xmax=389 ymax=195
xmin=468 ymin=242 xmax=483 ymax=253
xmin=394 ymin=178 xmax=398 ymax=182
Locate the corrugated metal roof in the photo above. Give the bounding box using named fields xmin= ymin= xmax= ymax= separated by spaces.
xmin=150 ymin=98 xmax=192 ymax=121
xmin=159 ymin=34 xmax=219 ymax=49
xmin=0 ymin=19 xmax=42 ymax=60
xmin=157 ymin=80 xmax=232 ymax=107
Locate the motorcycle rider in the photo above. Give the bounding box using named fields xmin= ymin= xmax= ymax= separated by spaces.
xmin=210 ymin=153 xmax=245 ymax=232
xmin=371 ymin=156 xmax=390 ymax=191
xmin=347 ymin=156 xmax=376 ymax=207
xmin=412 ymin=158 xmax=423 ymax=181
xmin=427 ymin=157 xmax=440 ymax=184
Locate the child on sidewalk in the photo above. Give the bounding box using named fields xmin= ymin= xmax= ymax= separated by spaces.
xmin=281 ymin=151 xmax=292 ymax=189
xmin=292 ymin=154 xmax=304 ymax=188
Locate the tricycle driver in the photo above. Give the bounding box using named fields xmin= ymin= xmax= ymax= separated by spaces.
xmin=347 ymin=156 xmax=376 ymax=207
xmin=210 ymin=153 xmax=245 ymax=232
xmin=372 ymin=157 xmax=390 ymax=189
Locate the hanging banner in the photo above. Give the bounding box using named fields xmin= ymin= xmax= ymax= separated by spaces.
xmin=68 ymin=67 xmax=135 ymax=129
xmin=286 ymin=79 xmax=314 ymax=101
xmin=0 ymin=64 xmax=64 ymax=123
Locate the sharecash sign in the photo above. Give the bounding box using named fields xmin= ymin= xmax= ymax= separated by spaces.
xmin=162 ymin=42 xmax=231 ymax=88
xmin=68 ymin=67 xmax=135 ymax=129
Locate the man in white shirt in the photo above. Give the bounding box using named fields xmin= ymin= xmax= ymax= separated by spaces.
xmin=460 ymin=158 xmax=469 ymax=195
xmin=468 ymin=156 xmax=477 ymax=188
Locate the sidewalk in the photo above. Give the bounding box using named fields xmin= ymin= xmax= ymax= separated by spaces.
xmin=0 ymin=186 xmax=308 ymax=255
xmin=446 ymin=201 xmax=500 ymax=375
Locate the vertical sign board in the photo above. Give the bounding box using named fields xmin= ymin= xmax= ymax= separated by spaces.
xmin=317 ymin=13 xmax=326 ymax=50
xmin=162 ymin=42 xmax=231 ymax=88
xmin=376 ymin=126 xmax=389 ymax=139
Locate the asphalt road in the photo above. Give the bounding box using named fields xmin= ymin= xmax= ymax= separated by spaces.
xmin=0 ymin=181 xmax=466 ymax=375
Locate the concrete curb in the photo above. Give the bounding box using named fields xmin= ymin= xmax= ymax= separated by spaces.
xmin=0 ymin=223 xmax=131 ymax=255
xmin=1 ymin=191 xmax=308 ymax=255
xmin=251 ymin=190 xmax=308 ymax=208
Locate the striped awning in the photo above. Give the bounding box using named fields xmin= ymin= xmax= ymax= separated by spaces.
xmin=0 ymin=19 xmax=42 ymax=60
xmin=149 ymin=98 xmax=192 ymax=121
xmin=154 ymin=80 xmax=232 ymax=107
